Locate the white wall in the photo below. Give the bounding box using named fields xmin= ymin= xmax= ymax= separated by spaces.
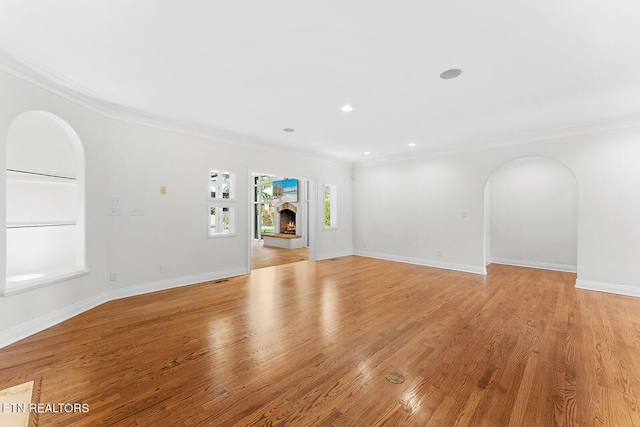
xmin=483 ymin=181 xmax=491 ymax=265
xmin=2 ymin=58 xmax=640 ymax=348
xmin=488 ymin=157 xmax=578 ymax=270
xmin=106 ymin=119 xmax=353 ymax=293
xmin=7 ymin=111 xmax=77 ymax=177
xmin=6 ymin=111 xmax=84 ymax=279
xmin=0 ymin=70 xmax=111 ymax=344
xmin=0 ymin=69 xmax=354 ymax=346
xmin=354 ymin=125 xmax=640 ymax=294
xmin=353 ymin=153 xmax=486 ymax=273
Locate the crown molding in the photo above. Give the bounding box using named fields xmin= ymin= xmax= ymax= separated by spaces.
xmin=0 ymin=45 xmax=349 ymax=167
xmin=3 ymin=45 xmax=640 ymax=169
xmin=356 ymin=111 xmax=640 ymax=167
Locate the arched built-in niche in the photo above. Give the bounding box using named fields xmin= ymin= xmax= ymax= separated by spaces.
xmin=484 ymin=156 xmax=578 ymax=272
xmin=4 ymin=111 xmax=88 ymax=296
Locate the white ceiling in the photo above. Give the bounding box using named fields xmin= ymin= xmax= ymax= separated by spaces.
xmin=1 ymin=1 xmax=640 ymax=165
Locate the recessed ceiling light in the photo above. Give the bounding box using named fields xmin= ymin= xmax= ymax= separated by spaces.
xmin=440 ymin=68 xmax=462 ymax=80
xmin=408 ymin=142 xmax=417 ymax=147
xmin=364 ymin=151 xmax=370 ymax=155
xmin=341 ymin=104 xmax=353 ymax=112
xmin=283 ymin=128 xmax=295 ymax=132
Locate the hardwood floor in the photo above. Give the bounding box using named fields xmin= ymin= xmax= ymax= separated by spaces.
xmin=251 ymin=240 xmax=308 ymax=270
xmin=1 ymin=258 xmax=640 ymax=426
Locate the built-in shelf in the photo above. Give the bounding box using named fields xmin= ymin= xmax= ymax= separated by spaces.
xmin=5 ymin=111 xmax=86 ymax=297
xmin=3 ymin=267 xmax=90 ymax=297
xmin=6 ymin=169 xmax=76 ymax=183
xmin=7 ymin=222 xmax=76 ymax=229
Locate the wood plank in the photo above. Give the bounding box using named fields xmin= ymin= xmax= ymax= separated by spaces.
xmin=251 ymin=239 xmax=308 ymax=270
xmin=1 ymin=259 xmax=639 ymax=426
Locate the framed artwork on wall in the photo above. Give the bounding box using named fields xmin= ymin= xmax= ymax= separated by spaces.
xmin=272 ymin=179 xmax=298 ymax=203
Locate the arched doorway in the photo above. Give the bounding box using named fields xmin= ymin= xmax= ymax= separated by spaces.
xmin=484 ymin=156 xmax=578 ymax=272
xmin=4 ymin=111 xmax=87 ymax=296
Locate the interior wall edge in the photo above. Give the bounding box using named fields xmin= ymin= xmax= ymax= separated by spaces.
xmin=0 ymin=267 xmax=250 ymax=350
xmin=108 ymin=267 xmax=249 ymax=301
xmin=489 ymin=257 xmax=577 ymax=273
xmin=353 ymin=251 xmax=487 ymax=275
xmin=316 ymin=251 xmax=354 ymax=261
xmin=0 ymin=292 xmax=108 ymax=349
xmin=575 ymin=279 xmax=640 ymax=298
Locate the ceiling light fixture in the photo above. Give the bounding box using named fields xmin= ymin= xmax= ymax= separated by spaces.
xmin=408 ymin=143 xmax=417 ymax=147
xmin=440 ymin=68 xmax=462 ymax=80
xmin=364 ymin=151 xmax=370 ymax=155
xmin=341 ymin=104 xmax=353 ymax=112
xmin=283 ymin=128 xmax=295 ymax=132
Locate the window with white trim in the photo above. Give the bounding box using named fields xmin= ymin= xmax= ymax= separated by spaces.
xmin=324 ymin=183 xmax=337 ymax=229
xmin=208 ymin=169 xmax=237 ymax=237
xmin=209 ymin=170 xmax=235 ymax=200
xmin=209 ymin=205 xmax=235 ymax=237
xmin=252 ymin=174 xmax=277 ymax=239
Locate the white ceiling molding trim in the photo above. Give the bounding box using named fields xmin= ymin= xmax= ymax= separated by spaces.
xmin=373 ymin=113 xmax=640 ymax=165
xmin=2 ymin=45 xmax=640 ymax=167
xmin=0 ymin=46 xmax=347 ymax=167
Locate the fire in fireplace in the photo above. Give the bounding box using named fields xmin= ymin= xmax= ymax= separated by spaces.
xmin=277 ymin=203 xmax=297 ymax=235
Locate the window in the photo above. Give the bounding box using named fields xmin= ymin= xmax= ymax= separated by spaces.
xmin=208 ymin=169 xmax=237 ymax=237
xmin=210 ymin=170 xmax=235 ymax=200
xmin=209 ymin=205 xmax=235 ymax=237
xmin=252 ymin=174 xmax=277 ymax=239
xmin=324 ymin=183 xmax=337 ymax=229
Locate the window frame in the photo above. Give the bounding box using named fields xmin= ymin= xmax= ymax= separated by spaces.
xmin=324 ymin=183 xmax=338 ymax=230
xmin=208 ymin=168 xmax=237 ymax=238
xmin=252 ymin=174 xmax=277 ymax=239
xmin=208 ymin=204 xmax=236 ymax=238
xmin=209 ymin=169 xmax=236 ymax=201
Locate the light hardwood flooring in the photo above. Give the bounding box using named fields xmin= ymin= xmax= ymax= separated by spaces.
xmin=1 ymin=258 xmax=640 ymax=426
xmin=251 ymin=239 xmax=308 ymax=270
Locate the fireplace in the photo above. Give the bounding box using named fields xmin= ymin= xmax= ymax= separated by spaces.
xmin=277 ymin=203 xmax=297 ymax=235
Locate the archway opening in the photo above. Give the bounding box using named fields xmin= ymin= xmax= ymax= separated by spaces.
xmin=484 ymin=156 xmax=578 ymax=272
xmin=4 ymin=111 xmax=87 ymax=296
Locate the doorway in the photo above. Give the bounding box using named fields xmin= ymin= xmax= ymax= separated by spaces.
xmin=249 ymin=171 xmax=317 ymax=270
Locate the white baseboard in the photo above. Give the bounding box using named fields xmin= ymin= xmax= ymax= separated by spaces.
xmin=354 ymin=250 xmax=486 ymax=275
xmin=575 ymin=279 xmax=640 ymax=297
xmin=489 ymin=257 xmax=577 ymax=273
xmin=0 ymin=292 xmax=108 ymax=349
xmin=0 ymin=267 xmax=249 ymax=349
xmin=108 ymin=267 xmax=249 ymax=301
xmin=317 ymin=250 xmax=354 ymax=261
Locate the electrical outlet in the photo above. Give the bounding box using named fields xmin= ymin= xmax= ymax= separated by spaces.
xmin=437 ymin=250 xmax=443 ymax=257
xmin=109 ymin=207 xmax=121 ymax=216
xmin=160 ymin=264 xmax=167 ymax=273
xmin=110 ymin=272 xmax=118 ymax=281
xmin=110 ymin=197 xmax=121 ymax=206
xmin=160 ymin=186 xmax=167 ymax=195
xmin=462 ymin=210 xmax=467 ymax=217
xmin=130 ymin=208 xmax=145 ymax=216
